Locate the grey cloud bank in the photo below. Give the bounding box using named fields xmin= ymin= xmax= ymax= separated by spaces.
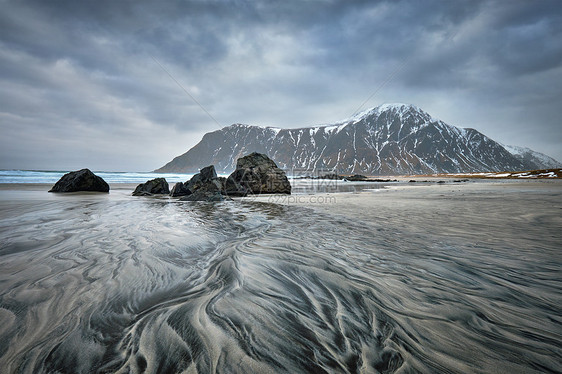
xmin=1 ymin=0 xmax=561 ymax=171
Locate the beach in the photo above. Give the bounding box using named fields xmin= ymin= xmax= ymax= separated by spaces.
xmin=0 ymin=179 xmax=560 ymax=373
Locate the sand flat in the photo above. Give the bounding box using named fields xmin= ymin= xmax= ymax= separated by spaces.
xmin=1 ymin=179 xmax=560 ymax=373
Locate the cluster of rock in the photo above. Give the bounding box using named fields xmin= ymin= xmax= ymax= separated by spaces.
xmin=48 ymin=169 xmax=109 ymax=193
xmin=47 ymin=153 xmax=291 ymax=201
xmin=133 ymin=152 xmax=291 ymax=201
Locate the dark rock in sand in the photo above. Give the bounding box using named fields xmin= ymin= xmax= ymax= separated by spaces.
xmin=199 ymin=165 xmax=217 ymax=180
xmin=180 ymin=189 xmax=230 ymax=202
xmin=215 ymin=176 xmax=227 ymax=191
xmin=224 ymin=178 xmax=249 ymax=197
xmin=185 ymin=165 xmax=220 ymax=194
xmin=320 ymin=173 xmax=344 ymax=180
xmin=345 ymin=176 xmax=398 ymax=182
xmin=170 ymin=182 xmax=191 ymax=197
xmin=133 ymin=178 xmax=169 ymax=196
xmin=345 ymin=174 xmax=368 ymax=181
xmin=297 ymin=173 xmax=343 ymax=180
xmin=174 ymin=166 xmax=229 ymax=202
xmin=225 ymin=152 xmax=291 ymax=196
xmin=49 ymin=169 xmax=109 ymax=193
xmin=193 ymin=177 xmax=222 ymax=194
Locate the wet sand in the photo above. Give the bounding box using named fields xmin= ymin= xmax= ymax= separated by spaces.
xmin=257 ymin=179 xmax=562 ymax=244
xmin=0 ymin=180 xmax=561 ymax=373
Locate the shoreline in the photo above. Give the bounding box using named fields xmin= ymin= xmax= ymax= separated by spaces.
xmin=0 ymin=182 xmax=140 ymax=191
xmin=0 ymin=177 xmax=560 ymax=193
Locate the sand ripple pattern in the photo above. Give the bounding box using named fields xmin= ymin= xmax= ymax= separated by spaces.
xmin=0 ymin=188 xmax=560 ymax=373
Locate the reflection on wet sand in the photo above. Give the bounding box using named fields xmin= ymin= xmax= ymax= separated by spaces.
xmin=0 ymin=180 xmax=560 ymax=373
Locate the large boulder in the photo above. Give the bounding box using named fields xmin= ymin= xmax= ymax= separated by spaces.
xmin=49 ymin=169 xmax=109 ymax=193
xmin=133 ymin=178 xmax=169 ymax=196
xmin=226 ymin=152 xmax=291 ymax=195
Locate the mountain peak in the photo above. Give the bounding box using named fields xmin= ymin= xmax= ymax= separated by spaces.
xmin=378 ymin=102 xmax=416 ymax=110
xmin=372 ymin=103 xmax=427 ymax=116
xmin=336 ymin=103 xmax=429 ymax=125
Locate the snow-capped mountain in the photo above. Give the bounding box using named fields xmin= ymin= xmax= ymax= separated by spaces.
xmin=156 ymin=104 xmax=558 ymax=175
xmin=500 ymin=144 xmax=561 ymax=170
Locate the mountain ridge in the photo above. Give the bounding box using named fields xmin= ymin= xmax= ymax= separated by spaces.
xmin=499 ymin=144 xmax=561 ymax=170
xmin=156 ymin=104 xmax=559 ymax=175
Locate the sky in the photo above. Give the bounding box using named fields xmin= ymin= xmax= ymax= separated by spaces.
xmin=1 ymin=0 xmax=561 ymax=172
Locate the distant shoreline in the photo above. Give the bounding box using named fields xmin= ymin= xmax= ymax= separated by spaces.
xmin=406 ymin=168 xmax=561 ymax=179
xmin=2 ymin=177 xmax=559 ymax=199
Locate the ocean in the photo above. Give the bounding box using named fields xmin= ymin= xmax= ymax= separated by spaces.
xmin=0 ymin=170 xmax=195 ymax=184
xmin=0 ymin=176 xmax=560 ymax=373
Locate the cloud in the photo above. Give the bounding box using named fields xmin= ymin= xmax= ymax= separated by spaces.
xmin=1 ymin=0 xmax=561 ymax=171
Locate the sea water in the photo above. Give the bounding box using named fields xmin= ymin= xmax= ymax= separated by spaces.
xmin=0 ymin=170 xmax=194 ymax=184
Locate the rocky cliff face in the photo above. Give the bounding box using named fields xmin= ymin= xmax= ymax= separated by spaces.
xmin=156 ymin=104 xmax=557 ymax=175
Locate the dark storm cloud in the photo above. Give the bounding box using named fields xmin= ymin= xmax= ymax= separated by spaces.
xmin=1 ymin=0 xmax=561 ymax=171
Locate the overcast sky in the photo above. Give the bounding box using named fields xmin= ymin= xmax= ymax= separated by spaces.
xmin=1 ymin=0 xmax=561 ymax=171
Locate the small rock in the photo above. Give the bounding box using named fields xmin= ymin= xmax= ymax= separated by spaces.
xmin=133 ymin=178 xmax=169 ymax=196
xmin=199 ymin=165 xmax=217 ymax=180
xmin=174 ymin=167 xmax=229 ymax=202
xmin=185 ymin=165 xmax=220 ymax=194
xmin=170 ymin=182 xmax=191 ymax=197
xmin=180 ymin=189 xmax=230 ymax=202
xmin=49 ymin=169 xmax=109 ymax=193
xmin=346 ymin=174 xmax=368 ymax=181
